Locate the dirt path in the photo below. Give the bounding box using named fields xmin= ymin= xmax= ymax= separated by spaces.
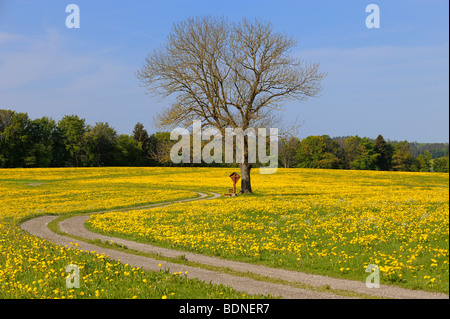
xmin=21 ymin=192 xmax=448 ymax=299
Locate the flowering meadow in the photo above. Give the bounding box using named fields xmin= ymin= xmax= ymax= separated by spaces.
xmin=0 ymin=167 xmax=262 ymax=299
xmin=87 ymin=168 xmax=449 ymax=293
xmin=0 ymin=167 xmax=448 ymax=298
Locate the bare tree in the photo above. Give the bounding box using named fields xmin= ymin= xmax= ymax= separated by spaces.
xmin=137 ymin=16 xmax=326 ymax=193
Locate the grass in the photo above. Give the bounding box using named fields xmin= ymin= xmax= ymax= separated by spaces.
xmin=85 ymin=168 xmax=449 ymax=294
xmin=1 ymin=167 xmax=448 ymax=297
xmin=1 ymin=217 xmax=272 ymax=299
xmin=0 ymin=168 xmax=271 ymax=299
xmin=48 ymin=213 xmax=378 ymax=299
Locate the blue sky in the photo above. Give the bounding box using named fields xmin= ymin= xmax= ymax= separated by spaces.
xmin=0 ymin=0 xmax=448 ymax=142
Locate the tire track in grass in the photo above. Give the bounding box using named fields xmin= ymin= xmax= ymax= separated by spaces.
xmin=21 ymin=192 xmax=448 ymax=299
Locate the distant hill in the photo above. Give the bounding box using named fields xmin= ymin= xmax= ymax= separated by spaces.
xmin=331 ymin=136 xmax=449 ymax=159
xmin=409 ymin=142 xmax=449 ymax=158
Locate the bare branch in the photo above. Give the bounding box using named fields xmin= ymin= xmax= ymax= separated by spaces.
xmin=137 ymin=15 xmax=326 ymax=133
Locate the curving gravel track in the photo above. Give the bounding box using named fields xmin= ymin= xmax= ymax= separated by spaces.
xmin=21 ymin=192 xmax=449 ymax=299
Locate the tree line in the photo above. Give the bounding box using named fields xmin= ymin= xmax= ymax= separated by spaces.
xmin=1 ymin=109 xmax=448 ymax=172
xmin=1 ymin=109 xmax=150 ymax=168
xmin=279 ymin=135 xmax=449 ymax=172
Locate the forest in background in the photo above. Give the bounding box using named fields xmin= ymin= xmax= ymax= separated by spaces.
xmin=1 ymin=109 xmax=448 ymax=172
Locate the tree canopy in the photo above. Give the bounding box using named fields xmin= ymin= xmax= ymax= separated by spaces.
xmin=137 ymin=16 xmax=326 ymax=192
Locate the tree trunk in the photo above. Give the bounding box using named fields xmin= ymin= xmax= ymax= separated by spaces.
xmin=239 ymin=134 xmax=252 ymax=193
xmin=239 ymin=162 xmax=252 ymax=194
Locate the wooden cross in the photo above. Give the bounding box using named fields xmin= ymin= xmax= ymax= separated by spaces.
xmin=229 ymin=172 xmax=240 ymax=194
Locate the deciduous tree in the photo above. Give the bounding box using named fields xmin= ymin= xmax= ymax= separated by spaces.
xmin=392 ymin=141 xmax=415 ymax=171
xmin=58 ymin=115 xmax=86 ymax=167
xmin=137 ymin=16 xmax=326 ymax=192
